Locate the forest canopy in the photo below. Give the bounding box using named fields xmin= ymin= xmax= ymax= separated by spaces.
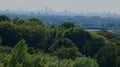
xmin=0 ymin=15 xmax=120 ymax=67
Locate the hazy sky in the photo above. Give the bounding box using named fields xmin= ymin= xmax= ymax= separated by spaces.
xmin=0 ymin=0 xmax=120 ymax=13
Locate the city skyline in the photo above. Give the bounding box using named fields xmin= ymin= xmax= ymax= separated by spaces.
xmin=0 ymin=0 xmax=120 ymax=13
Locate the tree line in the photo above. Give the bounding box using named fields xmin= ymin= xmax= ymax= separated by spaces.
xmin=0 ymin=15 xmax=120 ymax=67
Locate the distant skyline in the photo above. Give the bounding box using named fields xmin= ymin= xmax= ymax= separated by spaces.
xmin=0 ymin=0 xmax=120 ymax=13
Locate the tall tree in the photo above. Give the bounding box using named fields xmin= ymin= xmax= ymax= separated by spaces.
xmin=49 ymin=38 xmax=82 ymax=59
xmin=83 ymin=33 xmax=107 ymax=56
xmin=63 ymin=28 xmax=92 ymax=52
xmin=9 ymin=40 xmax=32 ymax=67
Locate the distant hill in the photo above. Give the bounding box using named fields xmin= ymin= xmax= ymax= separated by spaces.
xmin=0 ymin=10 xmax=120 ymax=30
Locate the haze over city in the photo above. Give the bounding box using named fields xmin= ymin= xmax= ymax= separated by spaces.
xmin=0 ymin=0 xmax=120 ymax=13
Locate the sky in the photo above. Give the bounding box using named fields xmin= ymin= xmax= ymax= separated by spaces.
xmin=0 ymin=0 xmax=120 ymax=13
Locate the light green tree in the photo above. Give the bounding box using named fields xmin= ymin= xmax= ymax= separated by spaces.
xmin=9 ymin=40 xmax=32 ymax=67
xmin=73 ymin=57 xmax=99 ymax=67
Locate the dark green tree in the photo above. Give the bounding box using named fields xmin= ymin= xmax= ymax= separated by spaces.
xmin=60 ymin=22 xmax=75 ymax=29
xmin=0 ymin=22 xmax=21 ymax=46
xmin=0 ymin=36 xmax=2 ymax=46
xmin=116 ymin=56 xmax=120 ymax=67
xmin=94 ymin=45 xmax=120 ymax=67
xmin=13 ymin=18 xmax=25 ymax=25
xmin=63 ymin=28 xmax=92 ymax=52
xmin=29 ymin=17 xmax=45 ymax=26
xmin=29 ymin=18 xmax=40 ymax=22
xmin=49 ymin=38 xmax=82 ymax=59
xmin=83 ymin=33 xmax=107 ymax=56
xmin=0 ymin=15 xmax=10 ymax=22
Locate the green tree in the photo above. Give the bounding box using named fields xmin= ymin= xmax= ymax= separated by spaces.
xmin=0 ymin=15 xmax=10 ymax=22
xmin=13 ymin=18 xmax=25 ymax=25
xmin=9 ymin=40 xmax=32 ymax=67
xmin=49 ymin=38 xmax=82 ymax=59
xmin=0 ymin=22 xmax=21 ymax=46
xmin=116 ymin=56 xmax=120 ymax=67
xmin=94 ymin=45 xmax=120 ymax=67
xmin=0 ymin=53 xmax=11 ymax=67
xmin=16 ymin=63 xmax=23 ymax=67
xmin=0 ymin=36 xmax=2 ymax=46
xmin=59 ymin=59 xmax=74 ymax=67
xmin=60 ymin=22 xmax=75 ymax=29
xmin=63 ymin=28 xmax=92 ymax=53
xmin=83 ymin=33 xmax=107 ymax=56
xmin=73 ymin=57 xmax=99 ymax=67
xmin=29 ymin=17 xmax=45 ymax=26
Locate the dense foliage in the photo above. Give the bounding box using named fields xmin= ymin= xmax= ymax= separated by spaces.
xmin=0 ymin=15 xmax=120 ymax=67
